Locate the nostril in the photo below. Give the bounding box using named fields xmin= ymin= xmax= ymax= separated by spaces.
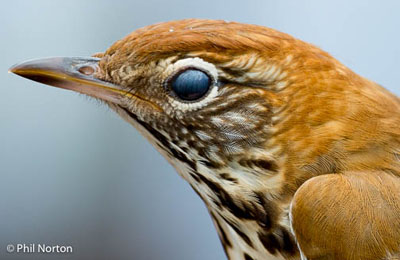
xmin=78 ymin=65 xmax=95 ymax=75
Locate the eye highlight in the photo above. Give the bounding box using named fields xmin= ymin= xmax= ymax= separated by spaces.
xmin=170 ymin=69 xmax=211 ymax=101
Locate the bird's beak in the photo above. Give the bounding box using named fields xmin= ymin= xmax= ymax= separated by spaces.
xmin=9 ymin=57 xmax=129 ymax=105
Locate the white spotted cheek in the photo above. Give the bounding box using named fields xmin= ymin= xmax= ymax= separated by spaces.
xmin=163 ymin=57 xmax=220 ymax=112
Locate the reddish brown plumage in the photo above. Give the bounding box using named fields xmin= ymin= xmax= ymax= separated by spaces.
xmin=99 ymin=19 xmax=331 ymax=77
xmin=292 ymin=171 xmax=400 ymax=259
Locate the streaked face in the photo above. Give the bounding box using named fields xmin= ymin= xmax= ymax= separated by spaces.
xmin=11 ymin=20 xmax=293 ymax=174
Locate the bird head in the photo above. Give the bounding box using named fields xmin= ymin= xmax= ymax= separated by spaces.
xmin=10 ymin=20 xmax=352 ymax=187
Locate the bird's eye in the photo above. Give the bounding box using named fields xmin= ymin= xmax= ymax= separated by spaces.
xmin=170 ymin=69 xmax=211 ymax=101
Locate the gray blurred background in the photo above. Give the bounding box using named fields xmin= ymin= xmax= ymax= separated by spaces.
xmin=1 ymin=0 xmax=399 ymax=259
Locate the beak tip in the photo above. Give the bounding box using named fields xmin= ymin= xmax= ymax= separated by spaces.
xmin=8 ymin=64 xmax=18 ymax=74
xmin=8 ymin=61 xmax=29 ymax=76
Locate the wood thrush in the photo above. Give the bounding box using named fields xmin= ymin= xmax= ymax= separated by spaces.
xmin=9 ymin=19 xmax=400 ymax=260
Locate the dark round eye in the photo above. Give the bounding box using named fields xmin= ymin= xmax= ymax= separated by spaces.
xmin=170 ymin=69 xmax=211 ymax=101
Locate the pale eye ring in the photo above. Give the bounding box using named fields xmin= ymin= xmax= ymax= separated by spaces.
xmin=168 ymin=68 xmax=212 ymax=101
